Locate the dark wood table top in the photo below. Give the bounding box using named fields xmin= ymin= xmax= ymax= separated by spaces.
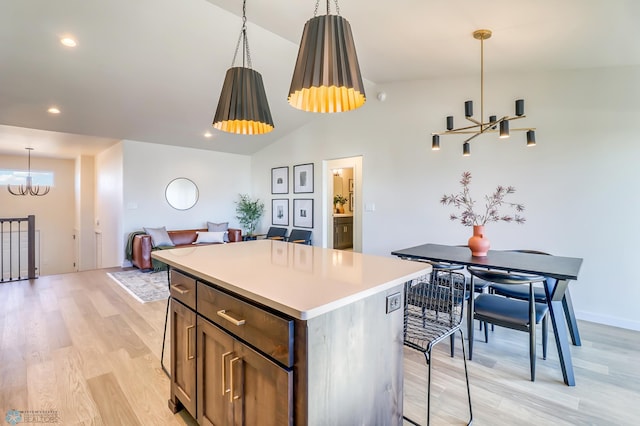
xmin=391 ymin=243 xmax=583 ymax=281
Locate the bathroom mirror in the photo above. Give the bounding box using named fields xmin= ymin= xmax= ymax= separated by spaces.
xmin=165 ymin=177 xmax=199 ymax=210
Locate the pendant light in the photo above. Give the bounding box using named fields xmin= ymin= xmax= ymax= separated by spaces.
xmin=7 ymin=148 xmax=50 ymax=196
xmin=431 ymin=29 xmax=537 ymax=155
xmin=288 ymin=0 xmax=366 ymax=113
xmin=212 ymin=0 xmax=274 ymax=135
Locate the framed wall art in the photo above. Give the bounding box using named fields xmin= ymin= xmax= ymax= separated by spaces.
xmin=293 ymin=198 xmax=314 ymax=228
xmin=293 ymin=163 xmax=314 ymax=193
xmin=271 ymin=166 xmax=289 ymax=194
xmin=272 ymin=199 xmax=289 ymax=226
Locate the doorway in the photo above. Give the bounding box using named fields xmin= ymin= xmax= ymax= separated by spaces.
xmin=324 ymin=156 xmax=362 ymax=252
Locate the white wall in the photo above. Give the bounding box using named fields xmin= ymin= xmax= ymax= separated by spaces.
xmin=0 ymin=154 xmax=76 ymax=275
xmin=120 ymin=140 xmax=252 ymax=265
xmin=251 ymin=65 xmax=640 ymax=331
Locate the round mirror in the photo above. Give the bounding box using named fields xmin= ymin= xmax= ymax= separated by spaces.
xmin=165 ymin=178 xmax=199 ymax=210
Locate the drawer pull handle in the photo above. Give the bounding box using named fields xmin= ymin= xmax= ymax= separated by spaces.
xmin=171 ymin=285 xmax=190 ymax=295
xmin=221 ymin=351 xmax=233 ymax=396
xmin=217 ymin=310 xmax=246 ymax=326
xmin=229 ymin=356 xmax=243 ymax=403
xmin=186 ymin=325 xmax=195 ymax=360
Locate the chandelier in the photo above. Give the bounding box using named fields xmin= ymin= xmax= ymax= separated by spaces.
xmin=7 ymin=148 xmax=50 ymax=196
xmin=288 ymin=0 xmax=366 ymax=113
xmin=432 ymin=29 xmax=537 ymax=156
xmin=212 ymin=0 xmax=274 ymax=135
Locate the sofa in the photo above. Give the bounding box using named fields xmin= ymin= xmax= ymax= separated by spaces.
xmin=131 ymin=227 xmax=242 ymax=270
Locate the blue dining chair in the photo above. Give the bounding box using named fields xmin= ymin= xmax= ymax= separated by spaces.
xmin=287 ymin=229 xmax=312 ymax=245
xmin=467 ymin=266 xmax=549 ymax=381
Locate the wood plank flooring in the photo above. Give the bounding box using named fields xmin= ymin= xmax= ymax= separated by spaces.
xmin=1 ymin=268 xmax=639 ymax=425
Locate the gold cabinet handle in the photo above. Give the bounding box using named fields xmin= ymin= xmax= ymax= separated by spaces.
xmin=186 ymin=325 xmax=195 ymax=360
xmin=171 ymin=284 xmax=189 ymax=294
xmin=221 ymin=351 xmax=233 ymax=396
xmin=217 ymin=310 xmax=246 ymax=326
xmin=229 ymin=356 xmax=243 ymax=403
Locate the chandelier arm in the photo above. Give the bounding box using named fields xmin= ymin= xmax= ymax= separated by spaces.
xmin=463 ymin=132 xmax=483 ymax=144
xmin=437 ymin=122 xmax=484 ymax=134
xmin=7 ymin=185 xmax=24 ymax=195
xmin=465 ymin=117 xmax=482 ymax=126
xmin=504 ymin=115 xmax=527 ymax=122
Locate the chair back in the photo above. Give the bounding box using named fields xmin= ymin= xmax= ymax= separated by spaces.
xmin=288 ymin=229 xmax=312 ymax=245
xmin=405 ymin=271 xmax=467 ymax=342
xmin=266 ymin=227 xmax=288 ymax=239
xmin=467 ymin=267 xmax=545 ymax=285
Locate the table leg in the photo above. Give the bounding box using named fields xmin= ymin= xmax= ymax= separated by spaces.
xmin=545 ymin=278 xmax=575 ymax=386
xmin=467 ymin=277 xmax=475 ymax=360
xmin=562 ymin=289 xmax=582 ymax=346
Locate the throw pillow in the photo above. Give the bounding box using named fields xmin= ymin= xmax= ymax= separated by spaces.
xmin=194 ymin=231 xmax=226 ymax=244
xmin=207 ymin=221 xmax=229 ymax=242
xmin=144 ymin=226 xmax=175 ymax=248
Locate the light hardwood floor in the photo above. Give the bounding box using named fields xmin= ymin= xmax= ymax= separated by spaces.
xmin=1 ymin=268 xmax=638 ymax=425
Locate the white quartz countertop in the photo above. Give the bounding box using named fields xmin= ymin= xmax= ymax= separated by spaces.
xmin=152 ymin=240 xmax=430 ymax=320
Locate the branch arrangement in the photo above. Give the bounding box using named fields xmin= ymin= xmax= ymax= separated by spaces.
xmin=440 ymin=171 xmax=525 ymax=226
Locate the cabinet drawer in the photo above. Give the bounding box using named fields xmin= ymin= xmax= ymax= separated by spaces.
xmin=197 ymin=282 xmax=294 ymax=368
xmin=170 ymin=270 xmax=196 ymax=310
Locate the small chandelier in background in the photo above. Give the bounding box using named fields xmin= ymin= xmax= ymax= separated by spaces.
xmin=288 ymin=0 xmax=366 ymax=113
xmin=432 ymin=29 xmax=537 ymax=156
xmin=212 ymin=0 xmax=274 ymax=135
xmin=7 ymin=148 xmax=50 ymax=196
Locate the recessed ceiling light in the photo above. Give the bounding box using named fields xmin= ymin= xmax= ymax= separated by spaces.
xmin=204 ymin=132 xmax=213 ymax=138
xmin=60 ymin=37 xmax=77 ymax=47
xmin=48 ymin=107 xmax=61 ymax=114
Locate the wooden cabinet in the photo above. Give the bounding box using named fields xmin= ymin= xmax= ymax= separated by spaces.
xmin=197 ymin=316 xmax=292 ymax=426
xmin=334 ymin=216 xmax=353 ymax=249
xmin=168 ymin=299 xmax=197 ymax=417
xmin=169 ymin=273 xmax=293 ymax=426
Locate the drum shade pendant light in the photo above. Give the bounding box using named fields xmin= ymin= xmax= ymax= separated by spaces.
xmin=288 ymin=0 xmax=366 ymax=113
xmin=7 ymin=148 xmax=50 ymax=196
xmin=212 ymin=0 xmax=274 ymax=135
xmin=432 ymin=29 xmax=537 ymax=156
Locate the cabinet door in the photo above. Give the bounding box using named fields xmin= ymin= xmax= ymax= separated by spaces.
xmin=232 ymin=342 xmax=293 ymax=426
xmin=169 ymin=299 xmax=197 ymax=417
xmin=197 ymin=316 xmax=234 ymax=426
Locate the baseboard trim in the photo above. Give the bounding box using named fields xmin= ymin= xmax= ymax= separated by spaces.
xmin=576 ymin=310 xmax=640 ymax=332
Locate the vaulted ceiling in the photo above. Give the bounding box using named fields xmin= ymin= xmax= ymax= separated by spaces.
xmin=1 ymin=0 xmax=638 ymax=159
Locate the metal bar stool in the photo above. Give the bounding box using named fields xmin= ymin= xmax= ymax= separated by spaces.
xmin=403 ymin=271 xmax=473 ymax=425
xmin=467 ymin=266 xmax=548 ymax=381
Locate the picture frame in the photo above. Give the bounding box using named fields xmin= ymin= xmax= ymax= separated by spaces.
xmin=272 ymin=199 xmax=289 ymax=226
xmin=293 ymin=199 xmax=314 ymax=228
xmin=349 ymin=178 xmax=354 ymax=192
xmin=271 ymin=166 xmax=289 ymax=194
xmin=293 ymin=163 xmax=314 ymax=193
xmin=349 ymin=192 xmax=354 ymax=212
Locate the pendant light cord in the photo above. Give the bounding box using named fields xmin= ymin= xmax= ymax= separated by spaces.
xmin=231 ymin=0 xmax=252 ymax=69
xmin=313 ymin=0 xmax=340 ymax=16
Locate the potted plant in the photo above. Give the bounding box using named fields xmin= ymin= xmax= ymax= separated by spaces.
xmin=235 ymin=194 xmax=265 ymax=236
xmin=440 ymin=171 xmax=525 ymax=256
xmin=333 ymin=194 xmax=348 ymax=213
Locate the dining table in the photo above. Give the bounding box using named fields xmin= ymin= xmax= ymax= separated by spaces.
xmin=391 ymin=243 xmax=584 ymax=386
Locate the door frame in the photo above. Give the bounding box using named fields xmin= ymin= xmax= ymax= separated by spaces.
xmin=323 ymin=156 xmax=363 ymax=252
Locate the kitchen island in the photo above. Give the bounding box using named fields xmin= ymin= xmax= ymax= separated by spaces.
xmin=153 ymin=240 xmax=430 ymax=425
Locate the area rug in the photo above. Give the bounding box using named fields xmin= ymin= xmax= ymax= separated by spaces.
xmin=107 ymin=270 xmax=169 ymax=303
